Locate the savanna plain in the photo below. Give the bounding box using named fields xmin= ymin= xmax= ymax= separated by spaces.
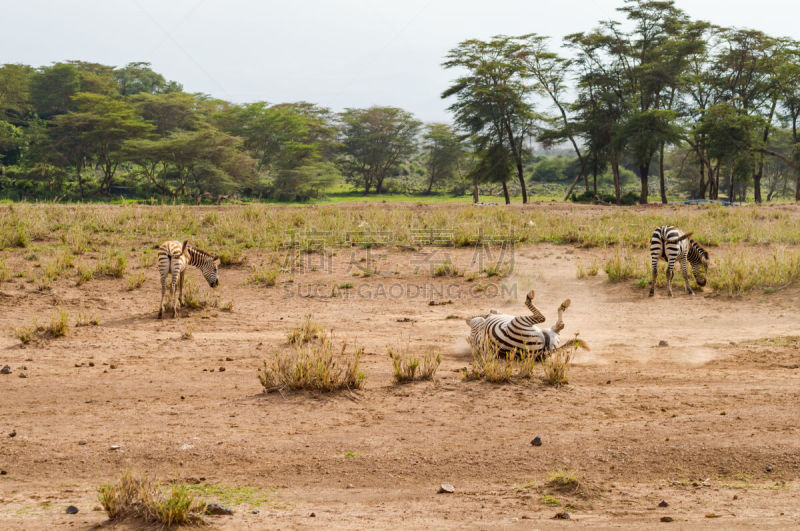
xmin=1 ymin=202 xmax=799 ymax=529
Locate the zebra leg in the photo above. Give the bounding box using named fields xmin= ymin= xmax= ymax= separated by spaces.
xmin=552 ymin=298 xmax=571 ymax=333
xmin=681 ymin=255 xmax=693 ymax=295
xmin=171 ymin=268 xmax=180 ymax=318
xmin=178 ymin=270 xmax=185 ymax=307
xmin=648 ymin=257 xmax=658 ymax=297
xmin=158 ymin=271 xmax=167 ymax=319
xmin=524 ymin=289 xmax=546 ymax=324
xmin=666 ymin=258 xmax=676 ymax=297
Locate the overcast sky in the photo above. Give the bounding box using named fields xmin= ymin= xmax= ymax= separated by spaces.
xmin=5 ymin=0 xmax=800 ymax=122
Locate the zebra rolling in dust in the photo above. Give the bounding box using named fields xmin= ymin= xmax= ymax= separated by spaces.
xmin=157 ymin=240 xmax=220 ymax=318
xmin=466 ymin=289 xmax=589 ymax=358
xmin=648 ymin=226 xmax=710 ymax=297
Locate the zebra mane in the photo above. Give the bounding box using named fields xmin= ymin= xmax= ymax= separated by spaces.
xmin=690 ymin=239 xmax=709 ymax=259
xmin=187 ymin=244 xmax=217 ymax=261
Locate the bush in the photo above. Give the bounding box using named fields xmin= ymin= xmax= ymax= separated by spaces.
xmin=97 ymin=253 xmax=127 ymax=278
xmin=258 ymin=332 xmax=365 ymax=393
xmin=98 ymin=470 xmax=206 ymax=526
xmin=49 ymin=308 xmax=69 ymax=337
xmin=219 ymin=246 xmax=246 ymax=266
xmin=387 ymin=345 xmax=442 ymax=383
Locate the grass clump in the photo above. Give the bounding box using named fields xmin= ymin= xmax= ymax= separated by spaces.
xmin=546 ymin=468 xmax=580 ymax=492
xmin=709 ymin=247 xmax=800 ymax=296
xmin=125 ymin=272 xmax=147 ymax=291
xmin=482 ymin=263 xmax=512 ymax=277
xmin=387 ymin=345 xmax=442 ymax=383
xmin=76 ymin=264 xmax=95 ymax=286
xmin=248 ymin=266 xmax=279 ymax=287
xmin=433 ymin=258 xmax=460 ymax=277
xmin=576 ymin=259 xmax=600 ymax=278
xmin=76 ymin=311 xmax=100 ymax=327
xmin=98 ymin=470 xmax=206 ymax=526
xmin=49 ymin=308 xmax=70 ymax=337
xmin=258 ymin=330 xmax=365 ymax=393
xmin=13 ymin=324 xmax=37 ymax=344
xmin=462 ymin=342 xmax=539 ymax=383
xmin=604 ymin=247 xmax=642 ymax=282
xmin=96 ymin=252 xmax=127 ymax=278
xmin=219 ymin=246 xmax=246 ymax=266
xmin=287 ymin=314 xmax=322 ymax=344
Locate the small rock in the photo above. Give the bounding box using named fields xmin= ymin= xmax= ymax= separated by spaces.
xmin=309 ymin=512 xmax=316 ymax=517
xmin=78 ymin=440 xmax=87 ymax=445
xmin=346 ymin=483 xmax=354 ymax=489
xmin=660 ymin=516 xmax=673 ymax=522
xmin=733 ymin=494 xmax=738 ymax=500
xmin=705 ymin=513 xmax=721 ymax=518
xmin=554 ymin=512 xmax=570 ymax=519
xmin=180 ymin=443 xmax=194 ymax=451
xmin=109 ymin=445 xmax=120 ymax=451
xmin=181 ymin=395 xmax=185 ymax=400
xmin=88 ymin=362 xmax=95 ymax=367
xmin=658 ymin=340 xmax=669 ymax=347
xmin=18 ymin=372 xmax=27 ymax=378
xmin=251 ymin=509 xmax=259 ymax=514
xmin=438 ymin=483 xmax=455 ymax=494
xmin=225 ymin=357 xmax=233 ymax=361
xmin=658 ymin=500 xmax=669 ymax=507
xmin=218 ymin=367 xmax=226 ymax=372
xmin=93 ymin=506 xmax=102 ymax=511
xmin=9 ymin=430 xmax=16 ymax=438
xmin=205 ymin=503 xmax=234 ymax=516
xmin=109 ymin=364 xmax=117 ymax=369
xmin=606 ymin=380 xmax=611 ymax=384
xmin=531 ymin=436 xmax=542 ymax=447
xmin=1 ymin=365 xmax=11 ymax=374
xmin=0 ymin=470 xmax=6 ymax=475
xmin=65 ymin=505 xmax=79 ymax=514
xmin=765 ymin=465 xmax=773 ymax=472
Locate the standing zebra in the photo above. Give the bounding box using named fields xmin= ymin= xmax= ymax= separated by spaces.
xmin=648 ymin=226 xmax=709 ymax=297
xmin=157 ymin=240 xmax=219 ymax=318
xmin=466 ymin=289 xmax=588 ymax=358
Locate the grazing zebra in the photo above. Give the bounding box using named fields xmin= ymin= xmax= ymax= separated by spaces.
xmin=157 ymin=240 xmax=219 ymax=318
xmin=466 ymin=290 xmax=589 ymax=358
xmin=648 ymin=225 xmax=709 ymax=297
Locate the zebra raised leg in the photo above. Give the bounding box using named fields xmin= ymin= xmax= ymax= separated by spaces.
xmin=523 ymin=289 xmax=546 ymax=324
xmin=552 ymin=298 xmax=571 ymax=333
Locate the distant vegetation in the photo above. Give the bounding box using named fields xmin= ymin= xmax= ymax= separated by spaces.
xmin=1 ymin=1 xmax=800 ymax=204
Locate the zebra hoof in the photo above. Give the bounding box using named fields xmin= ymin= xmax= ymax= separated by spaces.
xmin=560 ymin=299 xmax=571 ymax=310
xmin=526 ymin=289 xmax=535 ymax=300
xmin=648 ymin=291 xmax=654 ymax=297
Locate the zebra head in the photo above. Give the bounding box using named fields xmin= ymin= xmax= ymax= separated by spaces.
xmin=203 ymin=256 xmax=220 ymax=288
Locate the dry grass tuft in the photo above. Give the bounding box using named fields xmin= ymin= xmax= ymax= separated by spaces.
xmin=604 ymin=247 xmax=642 ymax=282
xmin=125 ymin=272 xmax=147 ymax=291
xmin=287 ymin=314 xmax=322 ymax=344
xmin=387 ymin=345 xmax=442 ymax=383
xmin=433 ymin=258 xmax=461 ymax=277
xmin=258 ymin=329 xmax=365 ymax=393
xmin=248 ymin=266 xmax=279 ymax=287
xmin=98 ymin=470 xmax=206 ymax=526
xmin=76 ymin=311 xmax=101 ymax=327
xmin=462 ymin=342 xmax=541 ymax=383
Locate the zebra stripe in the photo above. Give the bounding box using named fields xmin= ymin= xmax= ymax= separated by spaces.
xmin=467 ymin=290 xmax=576 ymax=357
xmin=157 ymin=240 xmax=219 ymax=318
xmin=648 ymin=225 xmax=709 ymax=297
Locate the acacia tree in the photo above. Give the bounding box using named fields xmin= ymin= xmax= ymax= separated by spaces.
xmin=422 ymin=123 xmax=465 ymax=194
xmin=338 ymin=107 xmax=420 ymax=194
xmin=442 ymin=36 xmax=535 ymax=203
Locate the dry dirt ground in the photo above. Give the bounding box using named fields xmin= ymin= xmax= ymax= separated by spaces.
xmin=1 ymin=241 xmax=799 ymax=529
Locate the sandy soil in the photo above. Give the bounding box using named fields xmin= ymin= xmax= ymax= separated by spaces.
xmin=1 ymin=242 xmax=799 ymax=529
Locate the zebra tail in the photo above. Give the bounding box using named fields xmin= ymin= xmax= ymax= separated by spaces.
xmin=666 ymin=231 xmax=692 ymax=244
xmin=181 ymin=240 xmax=190 ymax=255
xmin=558 ymin=338 xmax=590 ymax=352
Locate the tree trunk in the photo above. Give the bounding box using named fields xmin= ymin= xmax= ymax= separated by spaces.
xmin=639 ymin=162 xmax=650 ymax=204
xmin=501 ymin=181 xmax=510 ymax=205
xmin=503 ymin=120 xmax=527 ymax=204
xmin=659 ymin=143 xmax=667 ymax=204
xmin=728 ymin=167 xmax=735 ymax=202
xmin=698 ymin=159 xmax=706 ymax=199
xmin=753 ymin=168 xmax=762 ymax=203
xmin=592 ymin=159 xmax=598 ymax=197
xmin=611 ymin=158 xmax=621 ymax=205
xmin=796 ymin=168 xmax=800 ymax=202
xmin=472 ymin=177 xmax=479 ymax=204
